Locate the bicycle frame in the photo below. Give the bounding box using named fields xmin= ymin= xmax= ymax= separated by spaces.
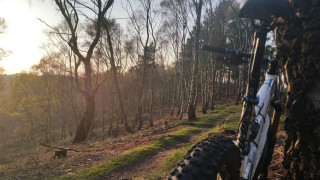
xmin=239 ymin=73 xmax=277 ymax=179
xmin=169 ymin=1 xmax=290 ymax=179
xmin=237 ymin=24 xmax=279 ymax=180
xmin=201 ymin=22 xmax=282 ymax=180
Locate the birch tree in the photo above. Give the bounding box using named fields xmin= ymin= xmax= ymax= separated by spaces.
xmin=187 ymin=0 xmax=203 ymax=121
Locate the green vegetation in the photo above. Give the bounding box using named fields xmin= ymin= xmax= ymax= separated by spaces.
xmin=57 ymin=105 xmax=240 ymax=180
xmin=0 ymin=160 xmax=16 ymax=177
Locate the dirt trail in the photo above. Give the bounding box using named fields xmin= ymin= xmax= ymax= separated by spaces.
xmin=106 ymin=119 xmax=287 ymax=180
xmin=108 ymin=147 xmax=176 ymax=180
xmin=106 ymin=117 xmax=227 ymax=180
xmin=0 ymin=114 xmax=221 ymax=180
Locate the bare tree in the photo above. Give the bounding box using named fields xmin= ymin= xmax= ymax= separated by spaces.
xmin=203 ymin=0 xmax=216 ymax=110
xmin=52 ymin=0 xmax=114 ymax=143
xmin=157 ymin=37 xmax=170 ymax=118
xmin=187 ymin=0 xmax=203 ymax=121
xmin=124 ymin=0 xmax=156 ymax=130
xmin=160 ymin=0 xmax=189 ymax=119
xmin=103 ymin=19 xmax=133 ymax=133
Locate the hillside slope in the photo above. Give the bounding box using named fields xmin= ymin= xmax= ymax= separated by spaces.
xmin=0 ymin=104 xmax=286 ymax=180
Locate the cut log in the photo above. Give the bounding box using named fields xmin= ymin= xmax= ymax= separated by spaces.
xmin=40 ymin=143 xmax=79 ymax=152
xmin=40 ymin=143 xmax=79 ymax=158
xmin=55 ymin=150 xmax=67 ymax=158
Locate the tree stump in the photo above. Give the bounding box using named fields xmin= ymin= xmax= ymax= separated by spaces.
xmin=55 ymin=150 xmax=67 ymax=158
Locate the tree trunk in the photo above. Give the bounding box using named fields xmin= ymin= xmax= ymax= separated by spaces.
xmin=177 ymin=64 xmax=186 ymax=119
xmin=105 ymin=20 xmax=133 ymax=133
xmin=201 ymin=68 xmax=208 ymax=114
xmin=187 ymin=0 xmax=203 ymax=121
xmin=149 ymin=54 xmax=155 ymax=127
xmin=102 ymin=98 xmax=106 ymax=140
xmin=160 ymin=83 xmax=166 ymax=117
xmin=276 ymin=1 xmax=320 ymax=179
xmin=73 ymin=58 xmax=96 ymax=143
xmin=236 ymin=64 xmax=243 ymax=105
xmin=136 ymin=49 xmax=147 ymax=131
xmin=73 ymin=93 xmax=95 ymax=143
xmin=179 ymin=90 xmax=185 ymax=120
xmin=177 ymin=80 xmax=183 ymax=116
xmin=227 ymin=65 xmax=231 ymax=98
xmin=108 ymin=87 xmax=115 ymax=136
xmin=183 ymin=78 xmax=189 ymax=113
xmin=171 ymin=73 xmax=177 ymax=116
xmin=205 ymin=68 xmax=209 ymax=111
xmin=210 ymin=58 xmax=216 ymax=110
xmin=218 ymin=66 xmax=223 ymax=100
xmin=136 ymin=0 xmax=152 ymax=130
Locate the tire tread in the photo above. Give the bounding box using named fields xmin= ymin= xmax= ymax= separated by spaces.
xmin=168 ymin=134 xmax=241 ymax=180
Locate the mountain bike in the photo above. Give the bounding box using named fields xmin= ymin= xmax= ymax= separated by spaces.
xmin=168 ymin=0 xmax=290 ymax=179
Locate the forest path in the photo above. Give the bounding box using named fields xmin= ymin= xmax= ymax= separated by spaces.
xmin=106 ymin=115 xmax=229 ymax=180
xmin=55 ymin=105 xmax=242 ymax=180
xmin=105 ymin=106 xmax=287 ymax=180
xmin=0 ymin=114 xmax=193 ymax=179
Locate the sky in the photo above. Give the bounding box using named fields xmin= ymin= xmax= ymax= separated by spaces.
xmin=0 ymin=0 xmax=130 ymax=74
xmin=0 ymin=0 xmax=55 ymax=74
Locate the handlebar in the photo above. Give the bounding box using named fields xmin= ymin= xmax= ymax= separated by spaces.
xmin=201 ymin=44 xmax=251 ymax=58
xmin=201 ymin=44 xmax=229 ymax=54
xmin=201 ymin=44 xmax=251 ymax=65
xmin=201 ymin=44 xmax=278 ymax=65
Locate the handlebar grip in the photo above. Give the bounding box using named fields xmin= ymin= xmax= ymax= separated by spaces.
xmin=237 ymin=52 xmax=251 ymax=58
xmin=201 ymin=44 xmax=227 ymax=54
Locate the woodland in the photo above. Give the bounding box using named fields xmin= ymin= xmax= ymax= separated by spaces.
xmin=0 ymin=0 xmax=319 ymax=179
xmin=0 ymin=0 xmax=270 ymax=146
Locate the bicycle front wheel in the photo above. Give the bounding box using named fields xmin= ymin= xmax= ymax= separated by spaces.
xmin=168 ymin=134 xmax=241 ymax=180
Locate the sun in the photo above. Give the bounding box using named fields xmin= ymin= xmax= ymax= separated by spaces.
xmin=0 ymin=0 xmax=48 ymax=74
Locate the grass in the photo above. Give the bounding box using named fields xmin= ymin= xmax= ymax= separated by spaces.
xmin=56 ymin=105 xmax=238 ymax=180
xmin=0 ymin=160 xmax=17 ymax=177
xmin=147 ymin=104 xmax=242 ymax=179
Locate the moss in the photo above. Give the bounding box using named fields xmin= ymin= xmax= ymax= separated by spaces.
xmin=0 ymin=161 xmax=17 ymax=179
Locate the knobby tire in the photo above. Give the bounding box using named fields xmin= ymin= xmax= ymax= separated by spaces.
xmin=168 ymin=134 xmax=241 ymax=180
